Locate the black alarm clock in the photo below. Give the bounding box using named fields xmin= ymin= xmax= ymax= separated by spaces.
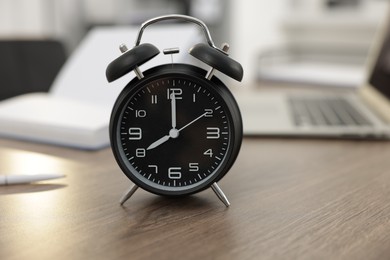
xmin=106 ymin=15 xmax=243 ymax=207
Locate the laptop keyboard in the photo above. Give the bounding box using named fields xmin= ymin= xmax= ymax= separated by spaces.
xmin=288 ymin=97 xmax=372 ymax=127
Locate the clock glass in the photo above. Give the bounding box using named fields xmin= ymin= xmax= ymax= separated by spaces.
xmin=110 ymin=64 xmax=241 ymax=196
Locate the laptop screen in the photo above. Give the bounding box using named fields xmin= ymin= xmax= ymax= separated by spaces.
xmin=369 ymin=26 xmax=390 ymax=100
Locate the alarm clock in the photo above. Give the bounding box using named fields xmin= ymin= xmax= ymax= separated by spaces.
xmin=106 ymin=15 xmax=243 ymax=207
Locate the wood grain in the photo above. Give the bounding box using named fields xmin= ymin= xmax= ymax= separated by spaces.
xmin=1 ymin=137 xmax=390 ymax=260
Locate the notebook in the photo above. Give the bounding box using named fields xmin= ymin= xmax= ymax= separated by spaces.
xmin=0 ymin=25 xmax=202 ymax=149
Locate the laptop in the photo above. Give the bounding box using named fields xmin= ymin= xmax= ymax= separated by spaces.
xmin=239 ymin=11 xmax=390 ymax=139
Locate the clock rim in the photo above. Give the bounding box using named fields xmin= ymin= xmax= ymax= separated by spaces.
xmin=109 ymin=64 xmax=243 ymax=196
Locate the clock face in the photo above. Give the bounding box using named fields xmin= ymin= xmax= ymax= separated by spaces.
xmin=110 ymin=65 xmax=242 ymax=196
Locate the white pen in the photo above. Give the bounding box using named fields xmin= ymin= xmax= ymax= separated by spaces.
xmin=0 ymin=174 xmax=65 ymax=185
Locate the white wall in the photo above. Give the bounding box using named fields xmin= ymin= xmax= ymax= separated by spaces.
xmin=0 ymin=0 xmax=49 ymax=37
xmin=229 ymin=0 xmax=288 ymax=84
xmin=1 ymin=0 xmax=386 ymax=82
xmin=228 ymin=0 xmax=388 ymax=84
xmin=0 ymin=0 xmax=85 ymax=52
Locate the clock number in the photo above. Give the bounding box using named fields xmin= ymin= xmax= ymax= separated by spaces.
xmin=129 ymin=127 xmax=142 ymax=140
xmin=203 ymin=149 xmax=213 ymax=157
xmin=135 ymin=110 xmax=146 ymax=118
xmin=204 ymin=109 xmax=213 ymax=117
xmin=136 ymin=148 xmax=146 ymax=157
xmin=206 ymin=127 xmax=220 ymax=139
xmin=148 ymin=165 xmax=158 ymax=174
xmin=189 ymin=163 xmax=199 ymax=172
xmin=168 ymin=167 xmax=182 ymax=179
xmin=167 ymin=88 xmax=182 ymax=100
xmin=151 ymin=95 xmax=158 ymax=104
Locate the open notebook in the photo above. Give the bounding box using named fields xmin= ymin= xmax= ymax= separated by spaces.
xmin=0 ymin=25 xmax=202 ymax=149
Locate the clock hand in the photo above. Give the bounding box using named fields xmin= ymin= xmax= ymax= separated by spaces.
xmin=178 ymin=112 xmax=208 ymax=132
xmin=147 ymin=128 xmax=180 ymax=150
xmin=171 ymin=93 xmax=177 ymax=129
xmin=147 ymin=135 xmax=170 ymax=150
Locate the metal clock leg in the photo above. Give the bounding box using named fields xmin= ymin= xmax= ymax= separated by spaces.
xmin=119 ymin=184 xmax=139 ymax=205
xmin=211 ymin=182 xmax=230 ymax=207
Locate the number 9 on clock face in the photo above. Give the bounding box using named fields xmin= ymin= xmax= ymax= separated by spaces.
xmin=109 ymin=64 xmax=242 ymax=196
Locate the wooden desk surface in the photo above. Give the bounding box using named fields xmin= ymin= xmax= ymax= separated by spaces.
xmin=1 ymin=137 xmax=390 ymax=260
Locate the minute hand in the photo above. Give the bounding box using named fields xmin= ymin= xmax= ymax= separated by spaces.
xmin=171 ymin=93 xmax=177 ymax=129
xmin=178 ymin=112 xmax=207 ymax=132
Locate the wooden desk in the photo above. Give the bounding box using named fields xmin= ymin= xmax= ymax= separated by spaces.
xmin=1 ymin=137 xmax=390 ymax=260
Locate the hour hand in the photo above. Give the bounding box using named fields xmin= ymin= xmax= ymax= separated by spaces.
xmin=147 ymin=128 xmax=180 ymax=150
xmin=147 ymin=135 xmax=170 ymax=150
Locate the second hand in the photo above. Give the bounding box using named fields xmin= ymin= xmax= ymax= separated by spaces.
xmin=178 ymin=112 xmax=208 ymax=132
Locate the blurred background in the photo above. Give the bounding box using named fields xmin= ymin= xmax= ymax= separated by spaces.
xmin=0 ymin=0 xmax=388 ymax=100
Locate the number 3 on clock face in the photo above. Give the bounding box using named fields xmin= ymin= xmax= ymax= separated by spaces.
xmin=109 ymin=64 xmax=243 ymax=196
